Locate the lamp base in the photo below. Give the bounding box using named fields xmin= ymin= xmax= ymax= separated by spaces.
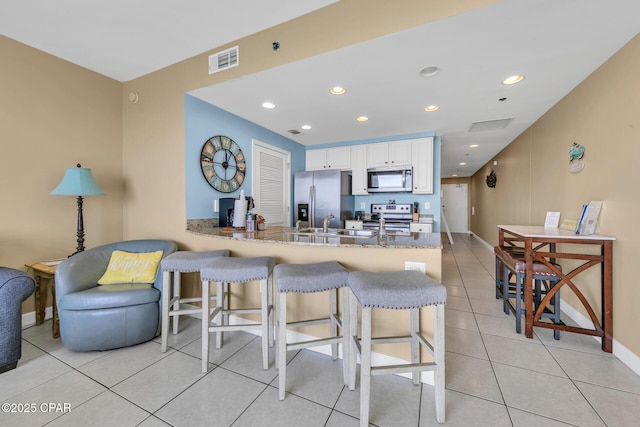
xmin=70 ymin=195 xmax=85 ymax=256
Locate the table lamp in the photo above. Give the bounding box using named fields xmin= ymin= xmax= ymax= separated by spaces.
xmin=50 ymin=164 xmax=105 ymax=255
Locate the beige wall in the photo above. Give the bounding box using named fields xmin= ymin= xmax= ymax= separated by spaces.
xmin=1 ymin=36 xmax=124 ymax=313
xmin=3 ymin=0 xmax=499 ymax=314
xmin=470 ymin=34 xmax=640 ymax=356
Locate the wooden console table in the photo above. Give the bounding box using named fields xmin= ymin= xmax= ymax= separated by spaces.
xmin=498 ymin=225 xmax=615 ymax=352
xmin=25 ymin=260 xmax=62 ymax=338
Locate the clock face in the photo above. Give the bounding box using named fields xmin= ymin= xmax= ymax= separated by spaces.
xmin=200 ymin=135 xmax=246 ymax=193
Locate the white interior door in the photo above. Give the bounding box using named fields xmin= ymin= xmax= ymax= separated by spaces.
xmin=252 ymin=140 xmax=291 ymax=226
xmin=441 ymin=183 xmax=468 ymax=233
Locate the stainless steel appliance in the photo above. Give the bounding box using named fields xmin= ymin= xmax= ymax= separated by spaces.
xmin=294 ymin=170 xmax=354 ymax=229
xmin=363 ymin=203 xmax=413 ymax=233
xmin=367 ymin=166 xmax=412 ymax=193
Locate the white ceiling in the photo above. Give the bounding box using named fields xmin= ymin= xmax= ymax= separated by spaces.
xmin=2 ymin=0 xmax=639 ymax=178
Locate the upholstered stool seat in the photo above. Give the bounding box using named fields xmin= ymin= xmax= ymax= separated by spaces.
xmin=274 ymin=261 xmax=349 ymax=400
xmin=160 ymin=250 xmax=229 ymax=352
xmin=200 ymin=256 xmax=275 ymax=373
xmin=500 ymin=250 xmax=562 ymax=339
xmin=494 ymin=245 xmax=525 ymax=299
xmin=348 ymin=270 xmax=447 ymax=425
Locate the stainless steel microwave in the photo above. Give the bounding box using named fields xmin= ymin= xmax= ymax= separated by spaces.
xmin=367 ymin=166 xmax=412 ymax=193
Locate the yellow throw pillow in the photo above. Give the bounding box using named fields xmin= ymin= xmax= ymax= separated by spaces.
xmin=97 ymin=250 xmax=163 ymax=285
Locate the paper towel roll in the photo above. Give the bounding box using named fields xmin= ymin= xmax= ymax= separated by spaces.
xmin=232 ymin=198 xmax=248 ymax=228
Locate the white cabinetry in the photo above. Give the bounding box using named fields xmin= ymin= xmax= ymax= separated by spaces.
xmin=411 ymin=137 xmax=434 ymax=194
xmin=410 ymin=222 xmax=433 ymax=233
xmin=366 ymin=140 xmax=413 ymax=168
xmin=350 ymin=145 xmax=368 ymax=195
xmin=305 ymin=147 xmax=351 ymax=171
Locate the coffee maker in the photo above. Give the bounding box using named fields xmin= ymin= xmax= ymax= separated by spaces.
xmin=218 ymin=196 xmax=255 ymax=227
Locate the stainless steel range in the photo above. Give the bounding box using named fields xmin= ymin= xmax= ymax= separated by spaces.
xmin=363 ymin=203 xmax=413 ymax=233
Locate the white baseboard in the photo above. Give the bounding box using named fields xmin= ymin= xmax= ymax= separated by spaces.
xmin=473 ymin=233 xmax=494 ymax=251
xmin=559 ymin=299 xmax=640 ymax=376
xmin=22 ymin=307 xmax=52 ymax=330
xmin=472 ymin=234 xmax=640 ymax=376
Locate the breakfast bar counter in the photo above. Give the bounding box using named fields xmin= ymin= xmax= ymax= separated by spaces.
xmin=187 ymin=223 xmax=442 ymax=250
xmin=186 ymin=222 xmax=443 ymax=364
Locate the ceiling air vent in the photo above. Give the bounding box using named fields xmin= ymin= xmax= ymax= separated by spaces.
xmin=208 ymin=46 xmax=239 ymax=75
xmin=468 ymin=118 xmax=514 ymax=132
xmin=287 ymin=129 xmax=302 ymax=135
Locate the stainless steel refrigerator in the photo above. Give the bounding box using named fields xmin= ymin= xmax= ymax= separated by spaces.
xmin=294 ymin=170 xmax=354 ymax=229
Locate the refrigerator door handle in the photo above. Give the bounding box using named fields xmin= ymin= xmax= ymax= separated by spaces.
xmin=309 ymin=185 xmax=315 ymax=228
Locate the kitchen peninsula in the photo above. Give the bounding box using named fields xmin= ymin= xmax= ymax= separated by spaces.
xmin=187 ymin=222 xmax=442 ymax=363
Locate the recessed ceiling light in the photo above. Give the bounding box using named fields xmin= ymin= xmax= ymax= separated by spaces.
xmin=424 ymin=105 xmax=439 ymax=112
xmin=452 ymin=174 xmax=458 ymax=177
xmin=356 ymin=116 xmax=368 ymax=122
xmin=458 ymin=162 xmax=467 ymax=166
xmin=262 ymin=102 xmax=276 ymax=109
xmin=419 ymin=66 xmax=440 ymax=77
xmin=469 ymin=144 xmax=479 ymax=148
xmin=330 ymin=86 xmax=346 ymax=95
xmin=502 ymin=75 xmax=525 ymax=85
xmin=301 ymin=124 xmax=312 ymax=130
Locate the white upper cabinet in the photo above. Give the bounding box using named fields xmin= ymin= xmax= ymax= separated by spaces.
xmin=350 ymin=145 xmax=368 ymax=195
xmin=411 ymin=137 xmax=434 ymax=194
xmin=366 ymin=140 xmax=413 ymax=168
xmin=305 ymin=146 xmax=351 ymax=171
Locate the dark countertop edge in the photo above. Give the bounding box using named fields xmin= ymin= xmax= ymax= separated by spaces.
xmin=185 ymin=224 xmax=442 ymax=250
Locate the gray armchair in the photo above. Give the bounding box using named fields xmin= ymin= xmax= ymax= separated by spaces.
xmin=55 ymin=239 xmax=177 ymax=351
xmin=1 ymin=267 xmax=36 ymax=373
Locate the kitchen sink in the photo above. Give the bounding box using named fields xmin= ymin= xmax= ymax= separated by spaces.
xmin=288 ymin=228 xmax=377 ymax=238
xmin=335 ymin=229 xmax=378 ymax=237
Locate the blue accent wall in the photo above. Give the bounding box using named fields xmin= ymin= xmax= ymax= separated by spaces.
xmin=185 ymin=94 xmax=305 ymax=220
xmin=185 ymin=95 xmax=441 ymax=231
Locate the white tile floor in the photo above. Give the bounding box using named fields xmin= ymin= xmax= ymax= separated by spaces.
xmin=3 ymin=233 xmax=640 ymax=426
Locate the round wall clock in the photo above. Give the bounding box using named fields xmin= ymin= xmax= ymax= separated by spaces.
xmin=200 ymin=135 xmax=246 ymax=193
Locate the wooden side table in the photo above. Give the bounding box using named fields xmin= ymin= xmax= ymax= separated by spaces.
xmin=25 ymin=260 xmax=63 ymax=338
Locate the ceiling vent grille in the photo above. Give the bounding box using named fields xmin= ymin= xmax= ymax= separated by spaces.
xmin=208 ymin=46 xmax=239 ymax=74
xmin=468 ymin=118 xmax=513 ymax=132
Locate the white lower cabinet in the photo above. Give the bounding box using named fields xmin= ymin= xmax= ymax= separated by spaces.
xmin=410 ymin=222 xmax=432 ymax=233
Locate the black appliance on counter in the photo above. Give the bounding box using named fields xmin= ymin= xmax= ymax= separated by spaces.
xmin=218 ymin=197 xmax=235 ymax=227
xmin=218 ymin=196 xmax=254 ymax=227
xmin=362 ymin=203 xmax=412 ymax=233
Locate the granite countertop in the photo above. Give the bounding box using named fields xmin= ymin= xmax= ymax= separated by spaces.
xmin=186 ymin=221 xmax=441 ymax=249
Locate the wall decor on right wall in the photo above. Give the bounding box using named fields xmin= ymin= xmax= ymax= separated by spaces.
xmin=569 ymin=142 xmax=585 ymax=173
xmin=486 ymin=169 xmax=497 ymax=188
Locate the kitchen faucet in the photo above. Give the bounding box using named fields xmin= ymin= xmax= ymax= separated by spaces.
xmin=323 ymin=213 xmax=335 ymax=233
xmin=379 ymin=212 xmax=386 ymax=237
xmin=295 ymin=220 xmax=302 ymax=231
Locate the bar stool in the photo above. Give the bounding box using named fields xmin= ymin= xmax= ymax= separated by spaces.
xmin=501 ymin=251 xmax=562 ymax=339
xmin=348 ymin=270 xmax=447 ymax=426
xmin=160 ymin=250 xmax=229 ymax=352
xmin=200 ymin=256 xmax=275 ymax=373
xmin=494 ymin=245 xmax=524 ymax=299
xmin=273 ymin=261 xmax=349 ymax=400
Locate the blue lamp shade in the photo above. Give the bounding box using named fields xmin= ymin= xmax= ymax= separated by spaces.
xmin=50 ymin=166 xmax=105 ymax=196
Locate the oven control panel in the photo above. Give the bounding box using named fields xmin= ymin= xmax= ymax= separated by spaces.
xmin=371 ymin=204 xmax=412 ymax=214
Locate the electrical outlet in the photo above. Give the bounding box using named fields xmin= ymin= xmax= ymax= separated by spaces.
xmin=424 ymin=201 xmax=430 ymax=210
xmin=360 ymin=202 xmax=366 ymax=209
xmin=405 ymin=261 xmax=426 ymax=273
